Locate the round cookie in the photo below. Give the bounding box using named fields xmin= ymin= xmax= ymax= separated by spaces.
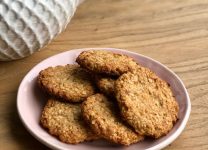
xmin=76 ymin=50 xmax=138 ymax=76
xmin=95 ymin=76 xmax=116 ymax=96
xmin=81 ymin=94 xmax=144 ymax=146
xmin=40 ymin=98 xmax=98 ymax=144
xmin=38 ymin=64 xmax=95 ymax=102
xmin=115 ymin=67 xmax=179 ymax=138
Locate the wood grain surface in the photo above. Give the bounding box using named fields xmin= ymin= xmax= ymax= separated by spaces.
xmin=0 ymin=0 xmax=208 ymax=149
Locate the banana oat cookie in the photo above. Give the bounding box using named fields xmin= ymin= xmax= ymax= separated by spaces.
xmin=115 ymin=67 xmax=179 ymax=138
xmin=38 ymin=64 xmax=95 ymax=102
xmin=76 ymin=50 xmax=138 ymax=76
xmin=81 ymin=94 xmax=144 ymax=145
xmin=40 ymin=98 xmax=98 ymax=144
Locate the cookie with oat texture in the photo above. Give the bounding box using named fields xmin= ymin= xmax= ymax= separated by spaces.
xmin=115 ymin=67 xmax=179 ymax=138
xmin=76 ymin=50 xmax=138 ymax=76
xmin=40 ymin=98 xmax=99 ymax=144
xmin=38 ymin=64 xmax=95 ymax=102
xmin=95 ymin=76 xmax=116 ymax=96
xmin=81 ymin=94 xmax=144 ymax=145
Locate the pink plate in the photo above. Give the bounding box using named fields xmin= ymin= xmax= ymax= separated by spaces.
xmin=17 ymin=48 xmax=191 ymax=150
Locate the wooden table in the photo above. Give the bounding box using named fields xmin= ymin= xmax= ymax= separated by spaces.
xmin=0 ymin=0 xmax=208 ymax=149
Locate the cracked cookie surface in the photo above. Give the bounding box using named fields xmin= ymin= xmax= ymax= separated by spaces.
xmin=38 ymin=64 xmax=95 ymax=102
xmin=40 ymin=98 xmax=98 ymax=144
xmin=115 ymin=67 xmax=179 ymax=138
xmin=76 ymin=50 xmax=138 ymax=76
xmin=82 ymin=94 xmax=144 ymax=145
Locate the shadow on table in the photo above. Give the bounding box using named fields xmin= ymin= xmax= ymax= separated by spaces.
xmin=8 ymin=94 xmax=50 ymax=150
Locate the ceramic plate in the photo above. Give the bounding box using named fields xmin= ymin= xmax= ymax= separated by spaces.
xmin=17 ymin=48 xmax=191 ymax=150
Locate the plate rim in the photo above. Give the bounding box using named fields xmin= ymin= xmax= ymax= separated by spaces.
xmin=17 ymin=47 xmax=191 ymax=150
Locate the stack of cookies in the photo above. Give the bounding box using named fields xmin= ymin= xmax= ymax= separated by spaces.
xmin=38 ymin=50 xmax=179 ymax=146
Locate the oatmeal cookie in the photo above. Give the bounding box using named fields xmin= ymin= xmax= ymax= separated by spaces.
xmin=76 ymin=50 xmax=138 ymax=76
xmin=38 ymin=64 xmax=95 ymax=102
xmin=95 ymin=76 xmax=116 ymax=96
xmin=81 ymin=94 xmax=144 ymax=145
xmin=40 ymin=98 xmax=98 ymax=144
xmin=115 ymin=67 xmax=179 ymax=138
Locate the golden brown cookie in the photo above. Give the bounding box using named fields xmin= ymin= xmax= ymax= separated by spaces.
xmin=40 ymin=98 xmax=98 ymax=144
xmin=76 ymin=50 xmax=138 ymax=76
xmin=115 ymin=67 xmax=179 ymax=138
xmin=38 ymin=64 xmax=95 ymax=102
xmin=95 ymin=76 xmax=116 ymax=96
xmin=81 ymin=94 xmax=144 ymax=146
